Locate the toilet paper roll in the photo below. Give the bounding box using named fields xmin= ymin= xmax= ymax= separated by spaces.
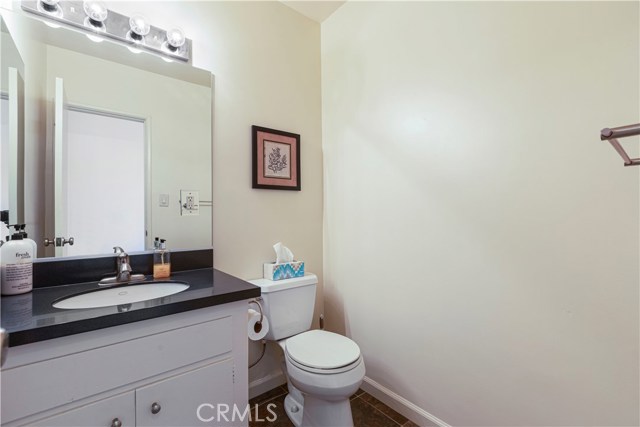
xmin=248 ymin=308 xmax=269 ymax=341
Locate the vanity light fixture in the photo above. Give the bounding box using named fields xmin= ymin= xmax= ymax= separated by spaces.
xmin=39 ymin=2 xmax=62 ymax=28
xmin=129 ymin=14 xmax=150 ymax=42
xmin=83 ymin=0 xmax=108 ymax=27
xmin=38 ymin=0 xmax=62 ymax=20
xmin=86 ymin=34 xmax=104 ymax=43
xmin=82 ymin=0 xmax=107 ymax=42
xmin=21 ymin=0 xmax=192 ymax=63
xmin=127 ymin=13 xmax=150 ymax=52
xmin=39 ymin=0 xmax=60 ymax=12
xmin=166 ymin=27 xmax=186 ymax=50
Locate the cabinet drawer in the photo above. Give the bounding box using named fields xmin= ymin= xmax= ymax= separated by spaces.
xmin=30 ymin=391 xmax=135 ymax=427
xmin=1 ymin=316 xmax=232 ymax=424
xmin=136 ymin=358 xmax=234 ymax=427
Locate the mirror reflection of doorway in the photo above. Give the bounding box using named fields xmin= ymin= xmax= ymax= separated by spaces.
xmin=1 ymin=67 xmax=25 ymax=232
xmin=1 ymin=94 xmax=8 ymax=220
xmin=63 ymin=108 xmax=146 ymax=257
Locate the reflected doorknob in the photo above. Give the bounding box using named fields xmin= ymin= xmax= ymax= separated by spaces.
xmin=43 ymin=237 xmax=75 ymax=247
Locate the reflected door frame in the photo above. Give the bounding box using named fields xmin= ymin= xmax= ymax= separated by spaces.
xmin=48 ymin=77 xmax=151 ymax=257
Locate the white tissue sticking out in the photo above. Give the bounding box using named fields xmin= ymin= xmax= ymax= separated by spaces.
xmin=273 ymin=242 xmax=294 ymax=264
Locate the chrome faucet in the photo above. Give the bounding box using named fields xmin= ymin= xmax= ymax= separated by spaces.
xmin=99 ymin=247 xmax=146 ymax=286
xmin=114 ymin=246 xmax=132 ymax=282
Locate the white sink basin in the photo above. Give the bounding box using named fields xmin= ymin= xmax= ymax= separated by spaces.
xmin=53 ymin=282 xmax=190 ymax=310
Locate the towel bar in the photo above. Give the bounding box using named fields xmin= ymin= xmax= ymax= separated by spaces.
xmin=600 ymin=123 xmax=640 ymax=166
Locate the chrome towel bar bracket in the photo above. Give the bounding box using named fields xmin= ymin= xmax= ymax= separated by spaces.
xmin=600 ymin=123 xmax=640 ymax=167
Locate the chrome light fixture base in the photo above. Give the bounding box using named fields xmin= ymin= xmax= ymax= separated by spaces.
xmin=21 ymin=0 xmax=192 ymax=63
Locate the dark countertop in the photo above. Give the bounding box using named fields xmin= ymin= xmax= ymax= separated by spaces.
xmin=1 ymin=268 xmax=261 ymax=347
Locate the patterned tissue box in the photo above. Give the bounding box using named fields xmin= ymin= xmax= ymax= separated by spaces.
xmin=263 ymin=261 xmax=305 ymax=281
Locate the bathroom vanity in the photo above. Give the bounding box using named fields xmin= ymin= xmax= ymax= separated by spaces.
xmin=0 ymin=250 xmax=260 ymax=427
xmin=0 ymin=7 xmax=253 ymax=425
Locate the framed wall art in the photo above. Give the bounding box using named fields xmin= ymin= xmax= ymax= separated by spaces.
xmin=252 ymin=125 xmax=301 ymax=191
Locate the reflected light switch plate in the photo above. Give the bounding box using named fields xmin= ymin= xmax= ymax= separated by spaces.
xmin=159 ymin=194 xmax=170 ymax=207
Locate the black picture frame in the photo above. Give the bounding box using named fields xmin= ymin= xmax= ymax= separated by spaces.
xmin=252 ymin=125 xmax=301 ymax=191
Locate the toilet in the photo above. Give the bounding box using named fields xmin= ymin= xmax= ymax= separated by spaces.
xmin=249 ymin=274 xmax=365 ymax=427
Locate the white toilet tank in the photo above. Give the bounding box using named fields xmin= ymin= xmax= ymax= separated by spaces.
xmin=249 ymin=274 xmax=317 ymax=340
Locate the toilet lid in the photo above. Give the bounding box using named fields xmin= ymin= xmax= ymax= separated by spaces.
xmin=285 ymin=330 xmax=361 ymax=370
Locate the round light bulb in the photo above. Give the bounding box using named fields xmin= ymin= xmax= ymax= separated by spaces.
xmin=83 ymin=1 xmax=108 ymax=23
xmin=39 ymin=0 xmax=62 ymax=15
xmin=129 ymin=14 xmax=150 ymax=37
xmin=166 ymin=27 xmax=186 ymax=49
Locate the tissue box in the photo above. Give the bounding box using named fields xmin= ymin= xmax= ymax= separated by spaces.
xmin=263 ymin=261 xmax=305 ymax=281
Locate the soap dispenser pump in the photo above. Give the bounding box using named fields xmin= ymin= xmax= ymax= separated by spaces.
xmin=18 ymin=224 xmax=37 ymax=258
xmin=153 ymin=239 xmax=171 ymax=279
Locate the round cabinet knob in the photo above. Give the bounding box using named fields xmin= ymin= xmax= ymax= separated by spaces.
xmin=111 ymin=418 xmax=122 ymax=427
xmin=151 ymin=402 xmax=161 ymax=414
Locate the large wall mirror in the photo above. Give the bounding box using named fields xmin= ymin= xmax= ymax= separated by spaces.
xmin=0 ymin=8 xmax=213 ymax=258
xmin=1 ymin=17 xmax=25 ymax=232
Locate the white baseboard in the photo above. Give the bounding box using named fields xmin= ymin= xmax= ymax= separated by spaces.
xmin=248 ymin=371 xmax=287 ymax=400
xmin=361 ymin=377 xmax=450 ymax=427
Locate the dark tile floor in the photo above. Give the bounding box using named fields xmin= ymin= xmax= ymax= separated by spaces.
xmin=249 ymin=385 xmax=421 ymax=427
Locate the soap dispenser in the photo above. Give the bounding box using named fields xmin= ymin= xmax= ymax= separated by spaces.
xmin=153 ymin=239 xmax=171 ymax=279
xmin=1 ymin=225 xmax=34 ymax=295
xmin=19 ymin=224 xmax=37 ymax=258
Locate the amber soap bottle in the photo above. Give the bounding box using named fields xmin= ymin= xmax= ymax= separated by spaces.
xmin=153 ymin=239 xmax=171 ymax=279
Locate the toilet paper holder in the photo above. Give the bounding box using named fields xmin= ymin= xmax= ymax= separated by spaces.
xmin=249 ymin=298 xmax=264 ymax=324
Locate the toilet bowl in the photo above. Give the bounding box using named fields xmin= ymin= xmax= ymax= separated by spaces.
xmin=249 ymin=274 xmax=366 ymax=427
xmin=278 ymin=330 xmax=366 ymax=427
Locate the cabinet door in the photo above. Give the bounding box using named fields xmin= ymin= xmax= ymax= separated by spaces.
xmin=30 ymin=391 xmax=135 ymax=427
xmin=136 ymin=358 xmax=235 ymax=427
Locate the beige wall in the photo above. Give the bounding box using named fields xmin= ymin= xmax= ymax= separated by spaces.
xmin=111 ymin=1 xmax=323 ymax=390
xmin=322 ymin=2 xmax=639 ymax=426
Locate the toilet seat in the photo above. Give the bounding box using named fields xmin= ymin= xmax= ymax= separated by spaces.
xmin=285 ymin=330 xmax=361 ymax=374
xmin=287 ymin=352 xmax=363 ymax=375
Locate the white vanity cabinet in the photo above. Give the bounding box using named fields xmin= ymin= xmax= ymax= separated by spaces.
xmin=30 ymin=359 xmax=234 ymax=427
xmin=0 ymin=301 xmax=250 ymax=427
xmin=135 ymin=358 xmax=234 ymax=427
xmin=30 ymin=392 xmax=136 ymax=427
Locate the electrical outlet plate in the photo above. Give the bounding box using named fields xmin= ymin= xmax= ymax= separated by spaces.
xmin=180 ymin=190 xmax=199 ymax=216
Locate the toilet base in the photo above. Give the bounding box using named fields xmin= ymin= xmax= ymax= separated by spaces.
xmin=301 ymin=395 xmax=354 ymax=427
xmin=284 ymin=393 xmax=303 ymax=427
xmin=283 ymin=391 xmax=355 ymax=427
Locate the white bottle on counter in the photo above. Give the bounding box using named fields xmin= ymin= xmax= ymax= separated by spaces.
xmin=1 ymin=231 xmax=34 ymax=295
xmin=19 ymin=225 xmax=37 ymax=259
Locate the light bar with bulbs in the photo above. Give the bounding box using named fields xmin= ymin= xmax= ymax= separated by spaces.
xmin=21 ymin=0 xmax=191 ymax=62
